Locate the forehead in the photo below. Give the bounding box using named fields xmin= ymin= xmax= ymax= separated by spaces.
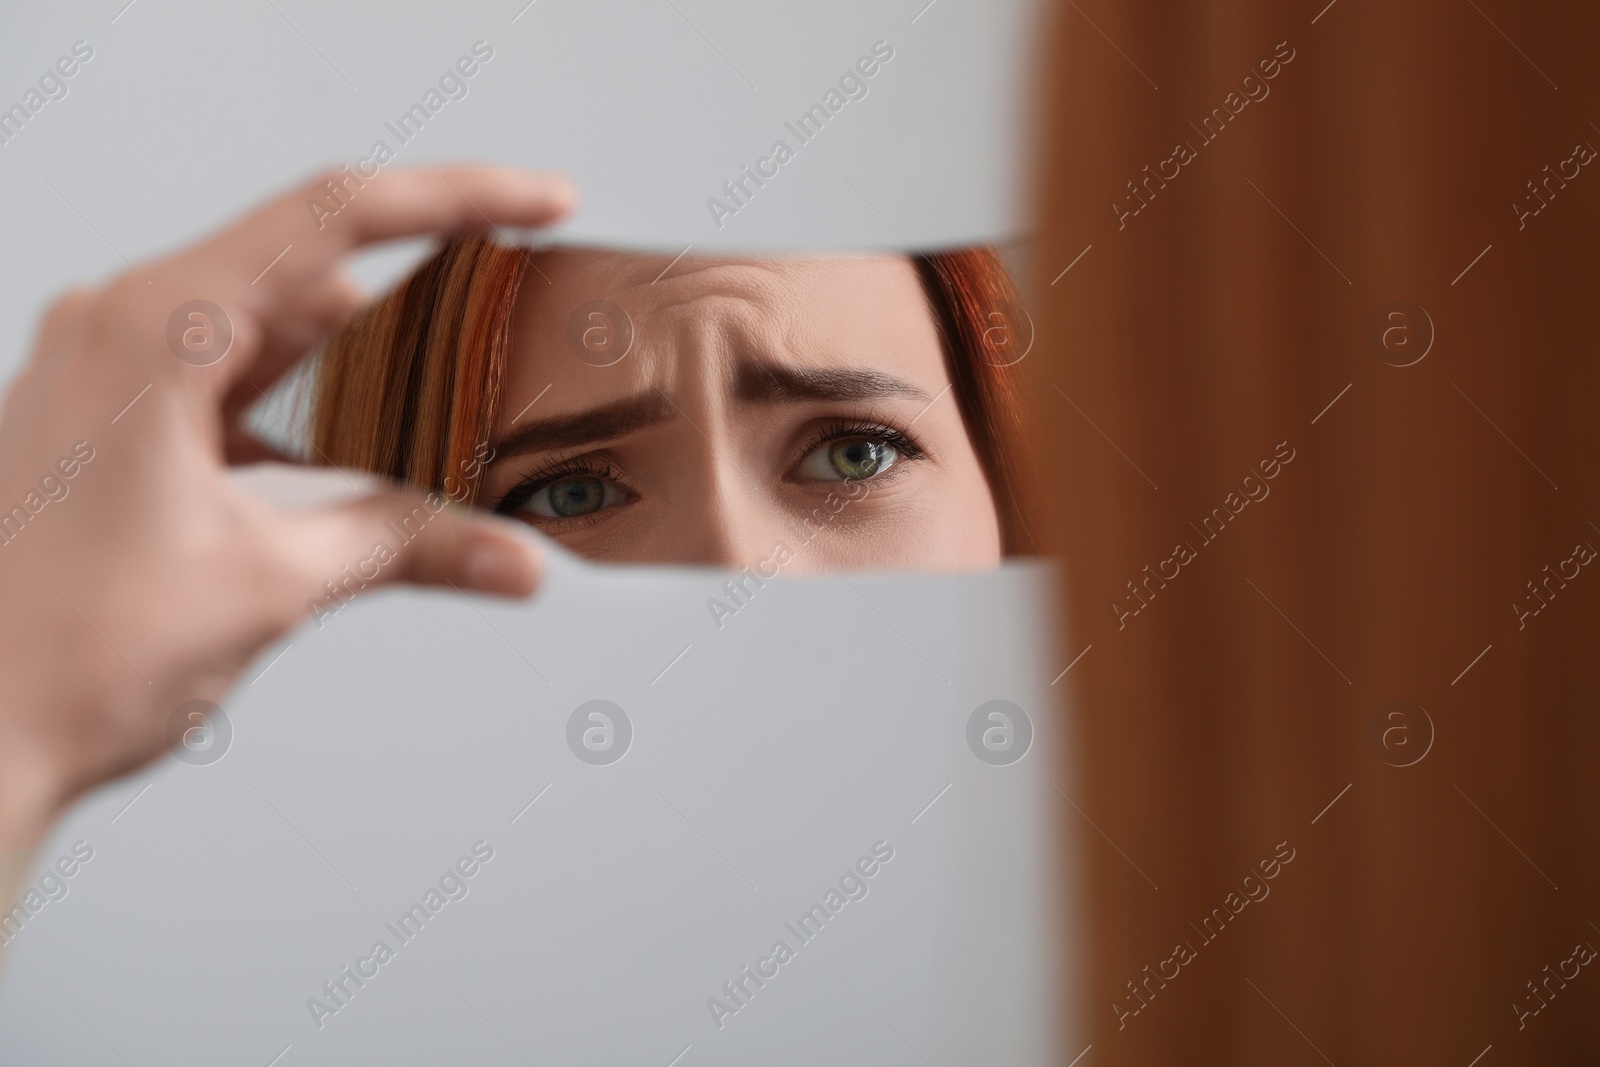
xmin=526 ymin=247 xmax=923 ymax=316
xmin=506 ymin=249 xmax=942 ymax=390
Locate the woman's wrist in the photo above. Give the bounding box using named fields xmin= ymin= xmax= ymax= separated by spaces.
xmin=0 ymin=847 xmax=34 ymax=910
xmin=0 ymin=631 xmax=72 ymax=857
xmin=0 ymin=756 xmax=59 ymax=859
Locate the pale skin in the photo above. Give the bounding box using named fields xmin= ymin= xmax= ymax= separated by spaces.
xmin=482 ymin=249 xmax=1003 ymax=570
xmin=0 ymin=168 xmax=570 ymax=917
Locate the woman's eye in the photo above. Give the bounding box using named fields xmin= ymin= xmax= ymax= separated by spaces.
xmin=796 ymin=437 xmax=900 ymax=482
xmin=519 ymin=475 xmax=627 ymax=518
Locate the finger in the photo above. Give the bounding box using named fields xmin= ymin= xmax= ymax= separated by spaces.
xmin=32 ymin=287 xmax=102 ymax=359
xmin=218 ymin=269 xmax=368 ymax=425
xmin=292 ymin=488 xmax=542 ymax=603
xmin=230 ymin=166 xmax=572 ymax=289
xmin=227 ymin=462 xmax=388 ymax=509
xmin=196 ymin=167 xmax=570 ymax=396
xmin=323 ymin=166 xmax=573 ymax=255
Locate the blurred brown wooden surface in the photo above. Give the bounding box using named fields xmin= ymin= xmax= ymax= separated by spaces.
xmin=1026 ymin=0 xmax=1600 ymax=1062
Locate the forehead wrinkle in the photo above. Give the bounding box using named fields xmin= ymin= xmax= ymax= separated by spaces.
xmin=618 ymin=262 xmax=799 ymax=320
xmin=538 ymin=250 xmax=794 ymax=304
xmin=649 ymin=257 xmax=792 ymax=282
xmin=627 ymin=259 xmax=927 ymax=402
xmin=619 ymin=270 xmax=804 ymax=382
xmin=506 ymin=251 xmax=932 ymax=420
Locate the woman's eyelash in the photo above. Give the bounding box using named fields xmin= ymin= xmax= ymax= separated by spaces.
xmin=797 ymin=420 xmax=928 ymax=464
xmin=493 ymin=420 xmax=925 ymax=515
xmin=494 ymin=455 xmax=625 ymax=515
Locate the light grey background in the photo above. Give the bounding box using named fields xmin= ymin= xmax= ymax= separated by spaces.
xmin=0 ymin=6 xmax=1062 ymax=1059
xmin=0 ymin=555 xmax=1075 ymax=1065
xmin=0 ymin=0 xmax=1040 ymax=385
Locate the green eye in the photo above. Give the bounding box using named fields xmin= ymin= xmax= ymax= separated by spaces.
xmin=797 ymin=436 xmax=900 ymax=481
xmin=522 ymin=475 xmax=622 ymax=518
xmin=548 ymin=477 xmax=605 ymax=516
xmin=831 ymin=439 xmax=891 ymax=478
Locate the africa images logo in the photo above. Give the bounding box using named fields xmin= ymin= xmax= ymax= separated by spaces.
xmin=706 ymin=841 xmax=895 ymax=1031
xmin=705 ymin=40 xmax=895 ymax=229
xmin=306 ymin=841 xmax=495 ymax=1029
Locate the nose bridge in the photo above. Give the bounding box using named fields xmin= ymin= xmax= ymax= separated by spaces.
xmin=635 ymin=296 xmax=770 ymax=568
xmin=633 ymin=284 xmax=807 ymax=568
xmin=635 ymin=293 xmax=731 ymax=427
xmin=654 ymin=410 xmax=793 ymax=571
xmin=669 ymin=452 xmax=783 ymax=569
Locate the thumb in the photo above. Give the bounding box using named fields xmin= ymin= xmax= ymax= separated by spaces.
xmin=295 ymin=486 xmax=543 ymax=600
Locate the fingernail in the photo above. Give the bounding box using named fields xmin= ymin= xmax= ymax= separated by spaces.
xmin=462 ymin=539 xmax=538 ymax=596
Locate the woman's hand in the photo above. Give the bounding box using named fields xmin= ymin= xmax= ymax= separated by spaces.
xmin=0 ymin=167 xmax=572 ymax=855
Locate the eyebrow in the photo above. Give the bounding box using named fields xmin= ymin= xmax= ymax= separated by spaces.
xmin=489 ymin=391 xmax=674 ymax=460
xmin=734 ymin=361 xmax=930 ymax=405
xmin=488 ymin=362 xmax=930 ymax=462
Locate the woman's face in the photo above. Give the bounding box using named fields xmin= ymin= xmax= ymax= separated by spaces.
xmin=480 ymin=249 xmax=1002 ymax=571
